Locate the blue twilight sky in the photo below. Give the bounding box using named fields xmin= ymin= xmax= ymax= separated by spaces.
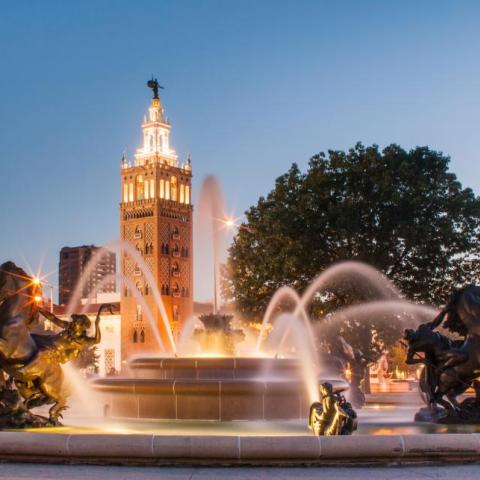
xmin=0 ymin=0 xmax=480 ymax=302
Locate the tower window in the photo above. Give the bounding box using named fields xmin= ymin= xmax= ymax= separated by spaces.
xmin=170 ymin=176 xmax=177 ymax=202
xmin=165 ymin=180 xmax=170 ymax=200
xmin=140 ymin=330 xmax=145 ymax=343
xmin=179 ymin=184 xmax=185 ymax=203
xmin=133 ymin=330 xmax=138 ymax=343
xmin=185 ymin=185 xmax=190 ymax=205
xmin=136 ymin=175 xmax=144 ymax=200
xmin=136 ymin=304 xmax=142 ymax=321
xmin=123 ymin=184 xmax=129 ymax=203
xmin=159 ymin=179 xmax=165 ymax=199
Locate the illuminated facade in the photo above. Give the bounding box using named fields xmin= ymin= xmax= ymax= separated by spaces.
xmin=120 ymin=92 xmax=193 ymax=361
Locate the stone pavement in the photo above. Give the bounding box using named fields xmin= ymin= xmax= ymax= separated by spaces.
xmin=1 ymin=463 xmax=480 ymax=479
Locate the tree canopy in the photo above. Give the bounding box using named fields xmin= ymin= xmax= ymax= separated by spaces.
xmin=224 ymin=143 xmax=480 ymax=323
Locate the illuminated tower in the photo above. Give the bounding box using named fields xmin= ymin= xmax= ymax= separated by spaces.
xmin=120 ymin=81 xmax=193 ymax=361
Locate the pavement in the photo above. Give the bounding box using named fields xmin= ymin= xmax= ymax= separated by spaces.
xmin=1 ymin=463 xmax=480 ymax=480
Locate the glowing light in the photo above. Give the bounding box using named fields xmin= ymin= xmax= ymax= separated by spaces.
xmin=34 ymin=295 xmax=42 ymax=304
xmin=32 ymin=277 xmax=41 ymax=286
xmin=224 ymin=217 xmax=235 ymax=228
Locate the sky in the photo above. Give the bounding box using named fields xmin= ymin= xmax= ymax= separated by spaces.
xmin=0 ymin=0 xmax=480 ymax=302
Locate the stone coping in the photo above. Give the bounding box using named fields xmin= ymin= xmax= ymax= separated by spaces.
xmin=0 ymin=432 xmax=479 ymax=466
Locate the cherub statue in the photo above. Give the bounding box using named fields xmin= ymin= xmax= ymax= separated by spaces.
xmin=309 ymin=382 xmax=357 ymax=436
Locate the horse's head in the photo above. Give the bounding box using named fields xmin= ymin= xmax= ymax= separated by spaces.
xmin=0 ymin=261 xmax=40 ymax=319
xmin=404 ymin=324 xmax=439 ymax=354
xmin=443 ymin=285 xmax=480 ymax=335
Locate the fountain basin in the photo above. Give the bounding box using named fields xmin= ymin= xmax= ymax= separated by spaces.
xmin=92 ymin=356 xmax=347 ymax=421
xmin=0 ymin=431 xmax=479 ymax=466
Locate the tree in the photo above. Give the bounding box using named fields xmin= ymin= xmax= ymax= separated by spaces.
xmin=72 ymin=345 xmax=99 ymax=373
xmin=224 ymin=143 xmax=480 ymax=364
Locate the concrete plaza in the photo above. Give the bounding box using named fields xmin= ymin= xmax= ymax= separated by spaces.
xmin=1 ymin=464 xmax=480 ymax=480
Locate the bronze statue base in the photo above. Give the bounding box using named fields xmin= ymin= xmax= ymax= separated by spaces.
xmin=415 ymin=398 xmax=480 ymax=424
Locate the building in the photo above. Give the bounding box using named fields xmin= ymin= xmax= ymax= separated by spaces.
xmin=120 ymin=82 xmax=193 ymax=361
xmin=58 ymin=245 xmax=116 ymax=305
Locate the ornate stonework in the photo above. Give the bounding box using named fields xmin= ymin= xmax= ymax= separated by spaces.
xmin=120 ymin=92 xmax=193 ymax=362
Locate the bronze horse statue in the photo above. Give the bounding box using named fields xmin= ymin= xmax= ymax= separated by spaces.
xmin=405 ymin=285 xmax=480 ymax=420
xmin=0 ymin=261 xmax=111 ymax=426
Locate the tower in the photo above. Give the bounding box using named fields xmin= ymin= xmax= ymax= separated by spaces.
xmin=120 ymin=80 xmax=193 ymax=361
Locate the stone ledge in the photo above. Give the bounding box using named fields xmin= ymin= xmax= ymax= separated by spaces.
xmin=0 ymin=433 xmax=478 ymax=465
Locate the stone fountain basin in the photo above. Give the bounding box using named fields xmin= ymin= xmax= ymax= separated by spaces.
xmin=126 ymin=356 xmax=309 ymax=380
xmin=92 ymin=356 xmax=347 ymax=421
xmin=92 ymin=378 xmax=347 ymax=421
xmin=0 ymin=431 xmax=479 ymax=466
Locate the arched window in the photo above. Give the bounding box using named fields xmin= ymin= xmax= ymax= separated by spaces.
xmin=140 ymin=330 xmax=145 ymax=343
xmin=149 ymin=178 xmax=155 ymax=198
xmin=165 ymin=180 xmax=170 ymax=200
xmin=158 ymin=134 xmax=163 ymax=150
xmin=159 ymin=179 xmax=165 ymax=199
xmin=149 ymin=135 xmax=154 ymax=151
xmin=129 ymin=183 xmax=134 ymax=202
xmin=136 ymin=175 xmax=144 ymax=200
xmin=179 ymin=184 xmax=185 ymax=203
xmin=145 ymin=284 xmax=150 ymax=295
xmin=123 ymin=183 xmax=128 ymax=203
xmin=145 ymin=178 xmax=150 ymax=199
xmin=133 ymin=330 xmax=138 ymax=343
xmin=185 ymin=185 xmax=190 ymax=205
xmin=170 ymin=176 xmax=177 ymax=202
xmin=136 ymin=304 xmax=142 ymax=321
xmin=181 ymin=246 xmax=185 ymax=257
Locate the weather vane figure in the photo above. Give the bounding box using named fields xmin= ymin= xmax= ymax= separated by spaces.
xmin=147 ymin=77 xmax=164 ymax=99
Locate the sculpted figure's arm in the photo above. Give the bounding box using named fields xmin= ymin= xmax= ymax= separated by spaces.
xmin=39 ymin=308 xmax=70 ymax=329
xmin=90 ymin=303 xmax=114 ymax=345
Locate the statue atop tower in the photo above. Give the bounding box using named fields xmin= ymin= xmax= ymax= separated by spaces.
xmin=147 ymin=77 xmax=163 ymax=100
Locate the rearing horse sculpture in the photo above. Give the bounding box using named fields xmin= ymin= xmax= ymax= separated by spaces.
xmin=405 ymin=285 xmax=480 ymax=420
xmin=0 ymin=261 xmax=110 ymax=426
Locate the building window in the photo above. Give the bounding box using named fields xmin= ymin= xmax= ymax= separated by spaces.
xmin=165 ymin=180 xmax=170 ymax=200
xmin=123 ymin=184 xmax=129 ymax=203
xmin=140 ymin=330 xmax=145 ymax=343
xmin=145 ymin=284 xmax=150 ymax=295
xmin=170 ymin=176 xmax=177 ymax=202
xmin=160 ymin=179 xmax=165 ymax=199
xmin=150 ymin=178 xmax=155 ymax=198
xmin=136 ymin=175 xmax=144 ymax=200
xmin=135 ymin=281 xmax=142 ymax=294
xmin=179 ymin=184 xmax=185 ymax=204
xmin=145 ymin=179 xmax=150 ymax=199
xmin=185 ymin=185 xmax=190 ymax=205
xmin=133 ymin=330 xmax=138 ymax=343
xmin=129 ymin=183 xmax=134 ymax=202
xmin=136 ymin=304 xmax=142 ymax=321
xmin=173 ymin=305 xmax=179 ymax=321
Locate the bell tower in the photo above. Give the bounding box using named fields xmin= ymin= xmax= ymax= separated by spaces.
xmin=120 ymin=80 xmax=193 ymax=362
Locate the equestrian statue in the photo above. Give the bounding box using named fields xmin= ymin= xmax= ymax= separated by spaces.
xmin=404 ymin=285 xmax=480 ymax=423
xmin=0 ymin=261 xmax=112 ymax=428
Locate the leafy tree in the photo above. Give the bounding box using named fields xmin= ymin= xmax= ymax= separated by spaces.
xmin=224 ymin=143 xmax=480 ymax=368
xmin=72 ymin=345 xmax=99 ymax=373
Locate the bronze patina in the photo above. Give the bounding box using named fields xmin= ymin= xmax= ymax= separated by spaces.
xmin=0 ymin=261 xmax=111 ymax=427
xmin=309 ymin=382 xmax=357 ymax=436
xmin=405 ymin=285 xmax=480 ymax=423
